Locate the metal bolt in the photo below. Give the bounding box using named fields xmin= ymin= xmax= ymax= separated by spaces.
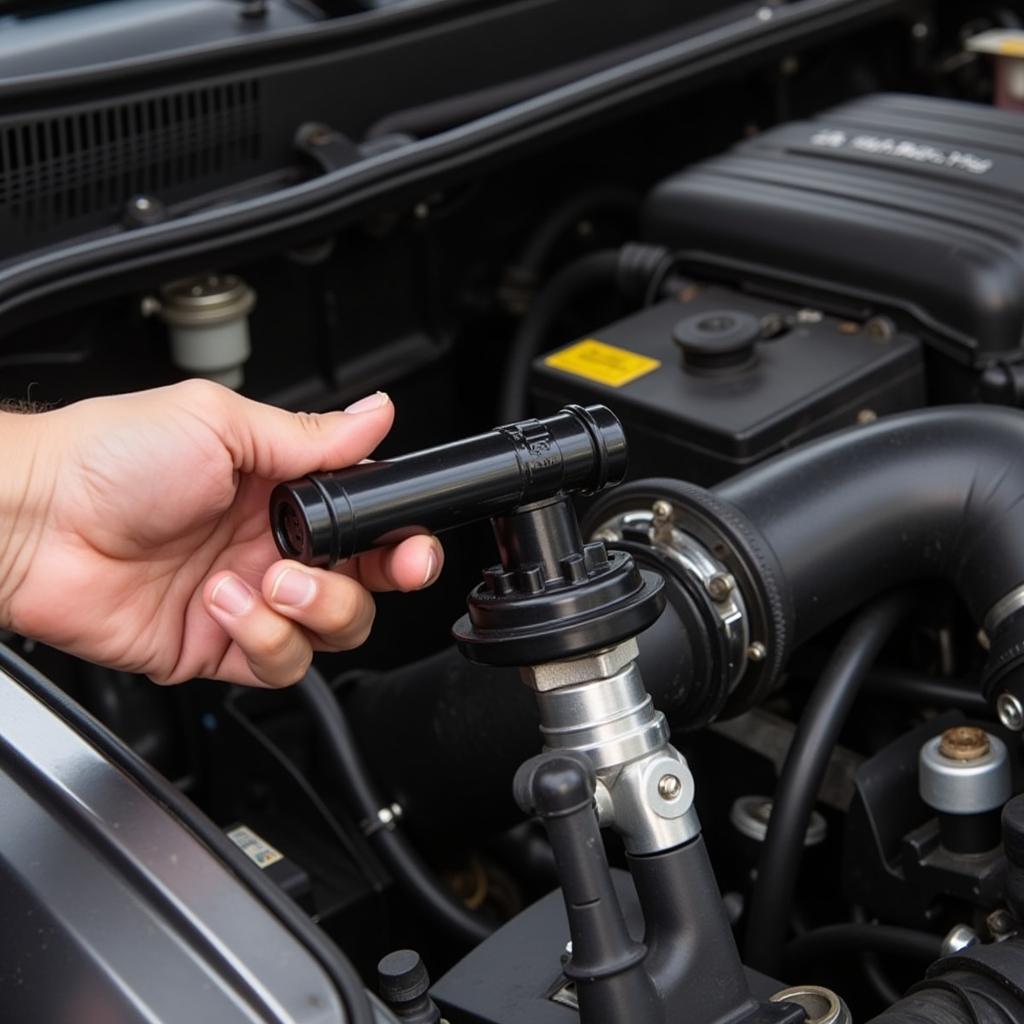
xmin=657 ymin=774 xmax=682 ymax=800
xmin=856 ymin=409 xmax=878 ymax=424
xmin=939 ymin=726 xmax=990 ymax=762
xmin=998 ymin=692 xmax=1024 ymax=732
xmin=651 ymin=500 xmax=673 ymax=522
xmin=987 ymin=907 xmax=1017 ymax=940
xmin=706 ymin=572 xmax=735 ymax=602
xmin=747 ymin=641 xmax=767 ymax=662
xmin=941 ymin=923 xmax=979 ymax=956
xmin=795 ymin=308 xmax=824 ymax=324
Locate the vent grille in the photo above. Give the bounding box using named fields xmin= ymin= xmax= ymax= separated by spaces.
xmin=0 ymin=78 xmax=262 ymax=231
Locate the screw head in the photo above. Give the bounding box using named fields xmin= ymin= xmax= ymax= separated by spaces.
xmin=747 ymin=641 xmax=767 ymax=663
xmin=998 ymin=692 xmax=1024 ymax=732
xmin=657 ymin=774 xmax=682 ymax=800
xmin=706 ymin=572 xmax=735 ymax=602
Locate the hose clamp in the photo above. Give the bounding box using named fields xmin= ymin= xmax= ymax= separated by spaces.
xmin=984 ymin=582 xmax=1024 ymax=637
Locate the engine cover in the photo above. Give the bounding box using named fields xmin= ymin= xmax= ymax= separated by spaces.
xmin=643 ymin=93 xmax=1024 ymax=366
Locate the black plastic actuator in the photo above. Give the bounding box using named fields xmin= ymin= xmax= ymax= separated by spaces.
xmin=270 ymin=405 xmax=664 ymax=666
xmin=270 ymin=405 xmax=627 ymax=567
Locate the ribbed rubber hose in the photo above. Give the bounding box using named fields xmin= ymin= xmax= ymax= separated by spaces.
xmin=296 ymin=667 xmax=494 ymax=946
xmin=744 ymin=593 xmax=916 ymax=975
xmin=499 ymin=249 xmax=620 ymax=423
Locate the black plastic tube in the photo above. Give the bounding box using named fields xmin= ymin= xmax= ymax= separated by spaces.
xmin=295 ymin=667 xmax=494 ymax=947
xmin=0 ymin=644 xmax=383 ymax=1024
xmin=782 ymin=923 xmax=942 ymax=971
xmin=714 ymin=407 xmax=1024 ymax=645
xmin=271 ymin=402 xmax=626 ymax=567
xmin=744 ymin=593 xmax=915 ymax=975
xmin=499 ymin=249 xmax=620 ymax=423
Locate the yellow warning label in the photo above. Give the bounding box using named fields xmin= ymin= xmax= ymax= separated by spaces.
xmin=544 ymin=339 xmax=660 ymax=388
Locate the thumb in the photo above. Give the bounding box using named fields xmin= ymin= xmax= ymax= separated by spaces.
xmin=215 ymin=387 xmax=394 ymax=480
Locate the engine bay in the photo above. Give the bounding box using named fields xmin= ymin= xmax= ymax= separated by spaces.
xmin=4 ymin=2 xmax=1024 ymax=1022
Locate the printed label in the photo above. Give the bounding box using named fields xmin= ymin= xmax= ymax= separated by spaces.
xmin=544 ymin=339 xmax=661 ymax=388
xmin=809 ymin=127 xmax=993 ymax=175
xmin=227 ymin=824 xmax=285 ymax=869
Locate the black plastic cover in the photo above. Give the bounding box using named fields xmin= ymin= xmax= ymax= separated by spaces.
xmin=643 ymin=93 xmax=1024 ymax=365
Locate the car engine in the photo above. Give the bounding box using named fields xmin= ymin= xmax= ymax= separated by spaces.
xmin=4 ymin=1 xmax=1024 ymax=1022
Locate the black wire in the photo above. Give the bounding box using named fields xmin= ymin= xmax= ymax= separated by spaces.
xmin=0 ymin=643 xmax=380 ymax=1024
xmin=296 ymin=667 xmax=494 ymax=946
xmin=499 ymin=248 xmax=620 ymax=423
xmin=782 ymin=923 xmax=942 ymax=972
xmin=744 ymin=592 xmax=917 ymax=975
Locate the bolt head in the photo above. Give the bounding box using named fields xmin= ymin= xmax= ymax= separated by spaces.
xmin=747 ymin=641 xmax=767 ymax=663
xmin=706 ymin=572 xmax=735 ymax=602
xmin=998 ymin=692 xmax=1024 ymax=732
xmin=651 ymin=500 xmax=673 ymax=522
xmin=657 ymin=774 xmax=682 ymax=800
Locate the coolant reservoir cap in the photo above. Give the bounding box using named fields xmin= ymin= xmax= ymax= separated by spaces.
xmin=673 ymin=309 xmax=759 ymax=373
xmin=158 ymin=274 xmax=256 ymax=327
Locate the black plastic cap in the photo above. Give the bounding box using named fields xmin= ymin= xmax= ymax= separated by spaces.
xmin=378 ymin=949 xmax=431 ymax=1005
xmin=514 ymin=751 xmax=596 ymax=817
xmin=673 ymin=309 xmax=760 ymax=373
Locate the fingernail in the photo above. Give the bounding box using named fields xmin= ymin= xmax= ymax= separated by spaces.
xmin=345 ymin=391 xmax=389 ymax=414
xmin=210 ymin=575 xmax=254 ymax=616
xmin=271 ymin=568 xmax=318 ymax=608
xmin=422 ymin=547 xmax=439 ymax=588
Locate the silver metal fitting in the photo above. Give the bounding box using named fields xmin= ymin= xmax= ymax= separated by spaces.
xmin=729 ymin=795 xmax=827 ymax=847
xmin=590 ymin=508 xmax=750 ymax=694
xmin=919 ymin=729 xmax=1011 ymax=815
xmin=531 ymin=639 xmax=699 ymax=854
xmin=941 ymin=923 xmax=979 ymax=956
xmin=147 ymin=273 xmax=256 ymax=389
xmin=998 ymin=691 xmax=1024 ymax=732
xmin=770 ymin=986 xmax=850 ymax=1024
xmin=522 ymin=639 xmax=639 ymax=693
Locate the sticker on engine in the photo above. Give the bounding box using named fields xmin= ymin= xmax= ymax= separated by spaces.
xmin=227 ymin=824 xmax=285 ymax=869
xmin=544 ymin=339 xmax=660 ymax=388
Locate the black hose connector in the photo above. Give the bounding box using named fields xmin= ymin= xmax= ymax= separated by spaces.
xmin=271 ymin=405 xmax=626 ymax=568
xmin=513 ymin=751 xmax=662 ymax=1024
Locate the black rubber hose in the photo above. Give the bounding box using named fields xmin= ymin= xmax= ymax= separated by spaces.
xmin=295 ymin=667 xmax=494 ymax=947
xmin=515 ymin=187 xmax=639 ymax=280
xmin=714 ymin=407 xmax=1024 ymax=646
xmin=782 ymin=923 xmax=942 ymax=971
xmin=863 ymin=670 xmax=989 ymax=715
xmin=0 ymin=643 xmax=383 ymax=1024
xmin=744 ymin=593 xmax=915 ymax=975
xmin=499 ymin=249 xmax=620 ymax=423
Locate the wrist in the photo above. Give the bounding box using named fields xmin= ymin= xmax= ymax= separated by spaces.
xmin=0 ymin=410 xmax=57 ymax=633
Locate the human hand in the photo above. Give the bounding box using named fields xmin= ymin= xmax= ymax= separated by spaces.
xmin=0 ymin=381 xmax=443 ymax=686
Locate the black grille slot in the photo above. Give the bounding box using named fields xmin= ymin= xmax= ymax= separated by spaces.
xmin=0 ymin=78 xmax=262 ymax=232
